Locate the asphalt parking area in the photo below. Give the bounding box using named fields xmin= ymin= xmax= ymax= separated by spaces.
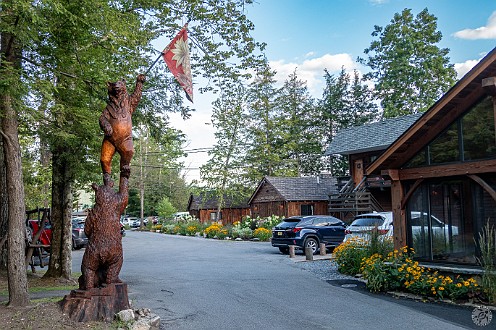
xmin=326 ymin=279 xmax=492 ymax=329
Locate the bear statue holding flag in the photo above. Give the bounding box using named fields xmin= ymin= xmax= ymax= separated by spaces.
xmin=59 ymin=74 xmax=146 ymax=322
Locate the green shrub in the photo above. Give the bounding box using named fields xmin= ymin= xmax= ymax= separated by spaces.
xmin=478 ymin=221 xmax=496 ymax=304
xmin=231 ymin=227 xmax=253 ymax=240
xmin=360 ymin=247 xmax=481 ymax=301
xmin=253 ymin=228 xmax=271 ymax=241
xmin=333 ymin=237 xmax=368 ymax=275
xmin=205 ymin=223 xmax=227 ymax=239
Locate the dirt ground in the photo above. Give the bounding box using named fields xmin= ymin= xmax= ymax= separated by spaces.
xmin=0 ymin=271 xmax=114 ymax=330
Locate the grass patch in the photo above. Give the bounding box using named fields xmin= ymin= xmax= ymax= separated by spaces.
xmin=31 ymin=296 xmax=64 ymax=304
xmin=0 ymin=269 xmax=79 ymax=296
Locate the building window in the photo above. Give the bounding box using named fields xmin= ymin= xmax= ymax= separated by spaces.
xmin=210 ymin=212 xmax=222 ymax=221
xmin=462 ymin=97 xmax=496 ymax=160
xmin=300 ymin=204 xmax=314 ymax=216
xmin=405 ymin=96 xmax=496 ymax=168
xmin=406 ymin=179 xmax=477 ymax=264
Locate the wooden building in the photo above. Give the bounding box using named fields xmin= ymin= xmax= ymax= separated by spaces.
xmin=325 ymin=114 xmax=421 ymax=221
xmin=187 ymin=193 xmax=250 ymax=225
xmin=366 ymin=47 xmax=496 ymax=266
xmin=248 ymin=176 xmax=338 ymax=218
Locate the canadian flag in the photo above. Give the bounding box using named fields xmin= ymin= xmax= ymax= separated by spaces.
xmin=163 ymin=24 xmax=193 ymax=102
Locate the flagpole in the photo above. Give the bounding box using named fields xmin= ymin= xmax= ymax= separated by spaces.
xmin=145 ymin=52 xmax=164 ymax=75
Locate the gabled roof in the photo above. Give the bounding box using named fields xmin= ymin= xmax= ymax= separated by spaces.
xmin=324 ymin=113 xmax=422 ymax=156
xmin=367 ymin=47 xmax=496 ymax=175
xmin=187 ymin=192 xmax=249 ymax=211
xmin=248 ymin=176 xmax=338 ymax=204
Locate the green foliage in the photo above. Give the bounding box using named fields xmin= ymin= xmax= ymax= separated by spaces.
xmin=276 ymin=69 xmax=323 ymax=176
xmin=155 ymin=196 xmax=177 ymax=219
xmin=244 ymin=60 xmax=290 ymax=183
xmin=359 ymin=8 xmax=457 ymax=118
xmin=361 ymin=248 xmax=481 ymax=301
xmin=200 ymin=82 xmax=252 ymax=210
xmin=231 ymin=227 xmax=253 ymax=240
xmin=333 ymin=237 xmax=369 ymax=275
xmin=253 ymin=227 xmax=271 ymax=241
xmin=318 ymin=68 xmax=378 ymax=175
xmin=204 ymin=223 xmax=227 ymax=239
xmin=477 ymin=222 xmax=496 ymax=304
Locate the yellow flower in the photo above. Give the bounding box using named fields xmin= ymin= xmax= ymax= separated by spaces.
xmin=456 ymin=283 xmax=462 ymax=288
xmin=439 ymin=287 xmax=444 ymax=291
xmin=464 ymin=281 xmax=470 ymax=287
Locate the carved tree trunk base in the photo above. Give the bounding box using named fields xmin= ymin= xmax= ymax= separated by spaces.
xmin=59 ymin=282 xmax=130 ymax=322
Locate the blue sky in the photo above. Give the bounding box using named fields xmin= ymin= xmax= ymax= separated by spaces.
xmin=171 ymin=0 xmax=496 ymax=183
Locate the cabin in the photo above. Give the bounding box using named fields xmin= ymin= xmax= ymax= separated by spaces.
xmin=249 ymin=176 xmax=339 ymax=218
xmin=325 ymin=114 xmax=421 ymax=221
xmin=187 ymin=193 xmax=250 ymax=225
xmin=366 ymin=47 xmax=496 ymax=266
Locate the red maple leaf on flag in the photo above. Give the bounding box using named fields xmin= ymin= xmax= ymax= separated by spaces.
xmin=163 ymin=24 xmax=193 ymax=102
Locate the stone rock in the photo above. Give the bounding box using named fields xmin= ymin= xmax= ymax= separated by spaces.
xmin=116 ymin=309 xmax=135 ymax=322
xmin=136 ymin=308 xmax=151 ymax=317
xmin=59 ymin=283 xmax=130 ymax=322
xmin=131 ymin=313 xmax=161 ymax=330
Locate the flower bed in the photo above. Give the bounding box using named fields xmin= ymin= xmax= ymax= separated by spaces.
xmin=334 ymin=238 xmax=484 ymax=304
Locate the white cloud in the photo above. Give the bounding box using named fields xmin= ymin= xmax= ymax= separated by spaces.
xmin=368 ymin=0 xmax=389 ymax=5
xmin=454 ymin=59 xmax=481 ymax=79
xmin=269 ymin=53 xmax=359 ymax=97
xmin=305 ymin=51 xmax=315 ymax=57
xmin=453 ymin=11 xmax=496 ymax=40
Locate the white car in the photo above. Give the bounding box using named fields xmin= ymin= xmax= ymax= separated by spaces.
xmin=410 ymin=212 xmax=458 ymax=237
xmin=344 ymin=212 xmax=393 ymax=242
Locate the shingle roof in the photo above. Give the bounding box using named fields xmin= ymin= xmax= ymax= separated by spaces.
xmin=187 ymin=192 xmax=249 ymax=211
xmin=251 ymin=176 xmax=339 ymax=203
xmin=324 ymin=113 xmax=423 ymax=156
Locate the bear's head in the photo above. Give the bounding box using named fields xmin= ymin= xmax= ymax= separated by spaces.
xmin=91 ymin=182 xmax=118 ymax=207
xmin=107 ymin=79 xmax=127 ymax=100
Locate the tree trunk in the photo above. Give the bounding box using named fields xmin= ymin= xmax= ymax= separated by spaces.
xmin=0 ymin=138 xmax=8 ymax=270
xmin=44 ymin=149 xmax=73 ymax=279
xmin=0 ymin=19 xmax=30 ymax=307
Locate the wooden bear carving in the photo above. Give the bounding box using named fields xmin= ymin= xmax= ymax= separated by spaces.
xmin=80 ymin=178 xmax=129 ymax=290
xmin=99 ymin=74 xmax=145 ymax=186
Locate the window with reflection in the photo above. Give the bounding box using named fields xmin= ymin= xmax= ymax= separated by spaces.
xmin=463 ymin=96 xmax=496 ymax=160
xmin=430 ymin=124 xmax=459 ymax=164
xmin=406 ymin=179 xmax=477 ymax=265
xmin=404 ymin=96 xmax=496 ymax=168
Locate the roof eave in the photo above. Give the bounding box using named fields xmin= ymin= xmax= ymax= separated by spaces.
xmin=366 ymin=47 xmax=496 ymax=175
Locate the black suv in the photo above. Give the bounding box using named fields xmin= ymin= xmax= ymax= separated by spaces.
xmin=271 ymin=215 xmax=346 ymax=254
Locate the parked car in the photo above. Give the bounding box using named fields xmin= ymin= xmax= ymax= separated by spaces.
xmin=410 ymin=211 xmax=459 ymax=237
xmin=271 ymin=215 xmax=346 ymax=254
xmin=72 ymin=220 xmax=88 ymax=250
xmin=121 ymin=216 xmax=137 ymax=227
xmin=344 ymin=212 xmax=393 ymax=242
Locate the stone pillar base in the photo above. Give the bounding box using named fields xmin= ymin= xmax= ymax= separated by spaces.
xmin=59 ymin=282 xmax=130 ymax=322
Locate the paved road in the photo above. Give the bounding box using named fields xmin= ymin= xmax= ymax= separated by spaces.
xmin=72 ymin=231 xmax=481 ymax=329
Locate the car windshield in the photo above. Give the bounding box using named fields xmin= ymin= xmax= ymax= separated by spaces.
xmin=73 ymin=222 xmax=85 ymax=229
xmin=350 ymin=217 xmax=384 ymax=227
xmin=275 ymin=219 xmax=301 ymax=229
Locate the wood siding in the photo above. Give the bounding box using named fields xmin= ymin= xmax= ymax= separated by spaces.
xmin=192 ymin=208 xmax=251 ymax=225
xmin=251 ymin=201 xmax=329 ymax=218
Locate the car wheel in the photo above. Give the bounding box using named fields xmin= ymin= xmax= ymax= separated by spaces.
xmin=278 ymin=247 xmax=289 ymax=254
xmin=304 ymin=237 xmax=318 ymax=254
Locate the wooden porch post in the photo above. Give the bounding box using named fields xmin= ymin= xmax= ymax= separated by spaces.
xmin=388 ymin=170 xmax=407 ymax=250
